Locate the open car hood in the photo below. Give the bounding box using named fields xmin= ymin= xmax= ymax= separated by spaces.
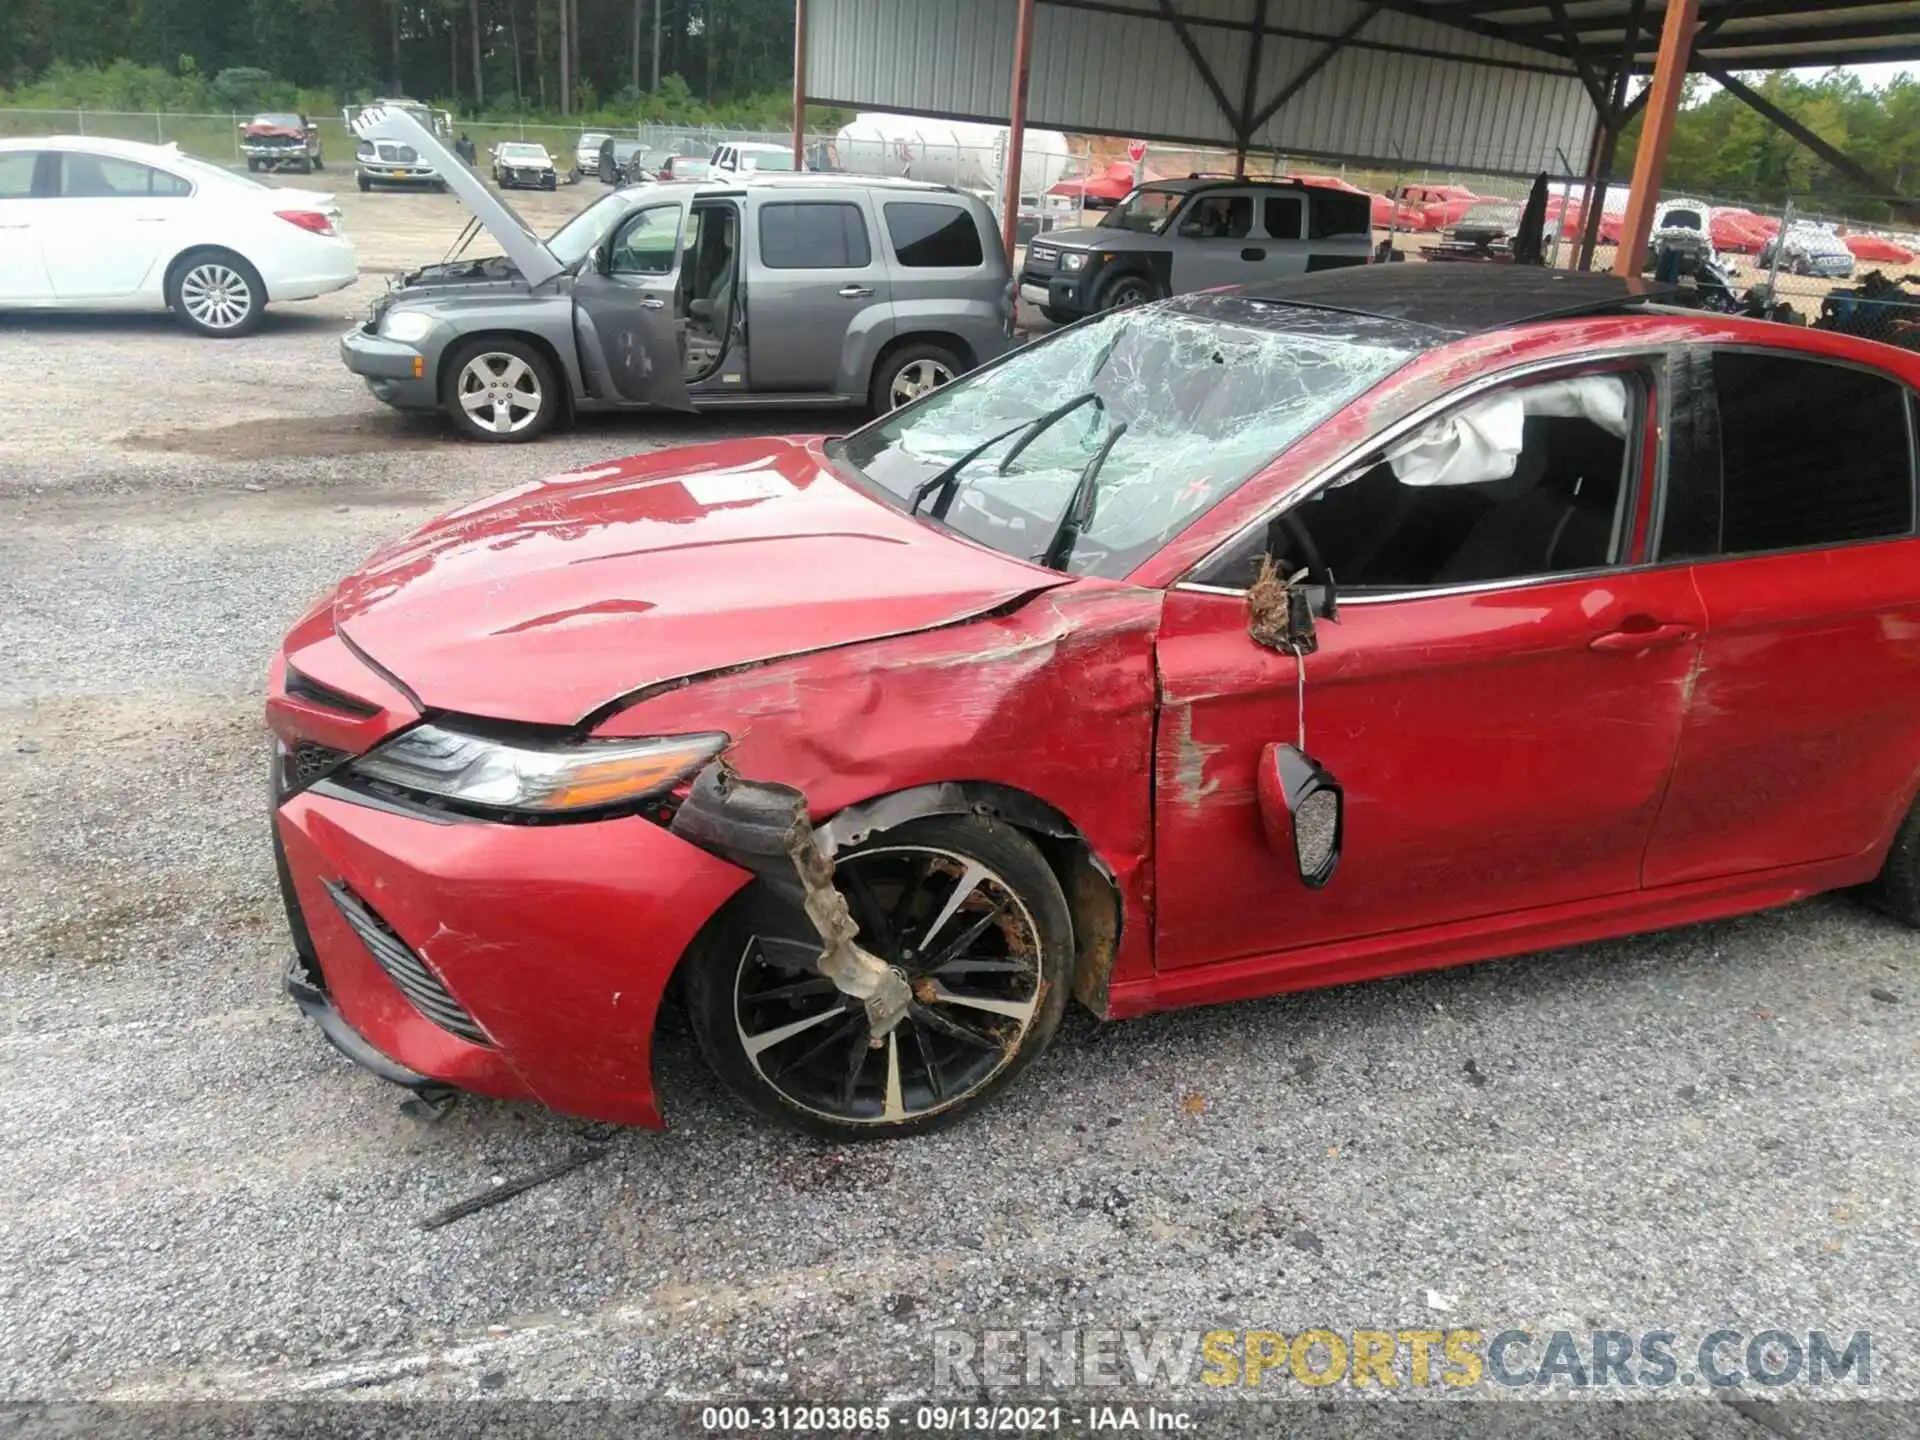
xmin=333 ymin=438 xmax=1071 ymax=726
xmin=350 ymin=105 xmax=565 ymax=287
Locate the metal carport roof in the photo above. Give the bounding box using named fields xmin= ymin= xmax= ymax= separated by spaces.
xmin=1401 ymin=1 xmax=1920 ymax=72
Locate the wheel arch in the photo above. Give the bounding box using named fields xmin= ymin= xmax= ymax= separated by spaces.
xmin=163 ymin=243 xmax=259 ymax=300
xmin=870 ymin=328 xmax=979 ymax=381
xmin=662 ymin=776 xmax=1125 ymax=1018
xmin=816 ymin=779 xmax=1124 ymax=1017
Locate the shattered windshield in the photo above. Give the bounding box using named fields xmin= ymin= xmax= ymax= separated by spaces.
xmin=830 ymin=298 xmax=1423 ymax=579
xmin=1100 ymin=186 xmax=1182 ymax=234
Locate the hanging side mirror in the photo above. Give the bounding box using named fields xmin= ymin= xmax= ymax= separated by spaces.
xmin=1257 ymin=742 xmax=1344 ymax=889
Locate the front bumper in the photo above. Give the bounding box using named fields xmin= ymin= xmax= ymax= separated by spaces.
xmin=501 ymin=170 xmax=558 ymax=189
xmin=340 ymin=326 xmax=438 ymax=409
xmin=1019 ymin=269 xmax=1091 ymax=317
xmin=359 ymin=166 xmax=441 ymax=186
xmin=275 ymin=779 xmax=753 ymax=1128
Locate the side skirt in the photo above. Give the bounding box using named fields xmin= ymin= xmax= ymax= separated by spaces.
xmin=1106 ymin=853 xmax=1878 ymax=1020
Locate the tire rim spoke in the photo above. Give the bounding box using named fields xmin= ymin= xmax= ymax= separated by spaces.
xmin=909 ymin=999 xmax=1006 ymax=1051
xmin=768 ymin=1012 xmax=864 ymax=1081
xmin=912 ymin=861 xmax=989 ymax=954
xmin=740 ymin=1003 xmax=843 ymax=1059
xmin=914 ymin=895 xmax=1008 ymax=975
xmin=920 ymin=979 xmax=1039 ymax=1025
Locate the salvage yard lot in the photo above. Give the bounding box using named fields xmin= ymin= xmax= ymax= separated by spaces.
xmin=1 ymin=183 xmax=1918 ymax=1420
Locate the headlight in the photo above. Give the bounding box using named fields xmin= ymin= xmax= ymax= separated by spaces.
xmin=1061 ymin=251 xmax=1089 ymax=272
xmin=380 ymin=309 xmax=437 ymax=344
xmin=348 ymin=724 xmax=728 ymax=815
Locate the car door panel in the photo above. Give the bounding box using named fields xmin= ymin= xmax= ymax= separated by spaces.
xmin=747 ymin=195 xmax=891 ymax=393
xmin=42 ymin=153 xmax=179 ymax=299
xmin=1153 ymin=572 xmax=1704 ymax=969
xmin=1642 ymin=542 xmax=1920 ymax=884
xmin=570 ymin=200 xmax=694 ymax=410
xmin=1640 ymin=350 xmax=1920 ymax=887
xmin=1168 ymin=190 xmax=1267 ymax=292
xmin=0 ymin=151 xmax=52 ymax=302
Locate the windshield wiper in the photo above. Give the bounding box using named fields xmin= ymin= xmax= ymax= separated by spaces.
xmin=906 ymin=389 xmax=1103 ymax=520
xmin=1038 ymin=420 xmax=1128 ymax=572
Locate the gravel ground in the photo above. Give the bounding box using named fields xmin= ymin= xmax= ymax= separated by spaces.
xmin=0 ymin=195 xmax=1916 ymax=1438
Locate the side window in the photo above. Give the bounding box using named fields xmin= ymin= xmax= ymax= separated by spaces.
xmin=884 ymin=201 xmax=984 ymax=267
xmin=1214 ymin=372 xmax=1643 ymax=592
xmin=608 ymin=206 xmax=684 ymax=276
xmin=758 ymin=201 xmax=871 ymax=269
xmin=1309 ymin=190 xmax=1370 ymax=239
xmin=1264 ymin=197 xmax=1302 ymax=240
xmin=0 ymin=151 xmax=42 ymax=199
xmin=1177 ymin=194 xmax=1253 ymax=240
xmin=60 ymin=153 xmax=190 ymax=198
xmin=1660 ymin=351 xmax=1914 ymax=558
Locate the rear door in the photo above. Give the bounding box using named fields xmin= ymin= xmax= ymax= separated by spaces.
xmin=0 ymin=150 xmax=52 ymax=302
xmin=41 ymin=151 xmax=191 ymax=298
xmin=1641 ymin=346 xmax=1920 ymax=885
xmin=746 ymin=193 xmax=891 ymax=393
xmin=570 ymin=198 xmax=695 ymax=409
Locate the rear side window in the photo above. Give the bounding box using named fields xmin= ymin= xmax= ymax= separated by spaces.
xmin=1265 ymin=197 xmax=1302 ymax=240
xmin=759 ymin=201 xmax=871 ymax=269
xmin=883 ymin=201 xmax=983 ymax=267
xmin=1309 ymin=190 xmax=1371 ymax=239
xmin=1663 ymin=352 xmax=1915 ymax=558
xmin=60 ymin=153 xmax=191 ymax=198
xmin=0 ymin=151 xmax=40 ymax=199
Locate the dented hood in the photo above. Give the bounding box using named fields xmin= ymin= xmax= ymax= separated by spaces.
xmin=333 ymin=438 xmax=1069 ymax=726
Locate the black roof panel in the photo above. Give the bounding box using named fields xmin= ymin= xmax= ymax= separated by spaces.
xmin=1236 ymin=267 xmax=1671 ymax=337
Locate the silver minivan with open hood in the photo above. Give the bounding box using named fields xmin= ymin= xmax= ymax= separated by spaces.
xmin=338 ymin=108 xmax=1014 ymax=443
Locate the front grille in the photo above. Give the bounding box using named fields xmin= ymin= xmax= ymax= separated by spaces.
xmin=1029 ymin=244 xmax=1058 ymax=265
xmin=324 ymin=882 xmax=491 ymax=1046
xmin=375 ymin=143 xmax=419 ymax=163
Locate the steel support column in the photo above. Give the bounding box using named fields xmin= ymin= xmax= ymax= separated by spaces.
xmin=791 ymin=0 xmax=808 ymax=170
xmin=1613 ymin=0 xmax=1698 ymax=277
xmin=1001 ymin=0 xmax=1037 ymax=267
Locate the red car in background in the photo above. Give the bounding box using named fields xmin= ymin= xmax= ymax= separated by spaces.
xmin=269 ymin=268 xmax=1920 ymax=1140
xmin=1390 ymin=183 xmax=1483 ymax=230
xmin=1845 ymin=231 xmax=1918 ymax=266
xmin=1712 ymin=208 xmax=1777 ymax=255
xmin=1285 ymin=173 xmax=1398 ymax=229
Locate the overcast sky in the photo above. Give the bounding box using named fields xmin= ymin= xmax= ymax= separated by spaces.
xmin=1845 ymin=62 xmax=1916 ymax=87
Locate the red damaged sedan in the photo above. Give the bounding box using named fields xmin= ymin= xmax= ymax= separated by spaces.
xmin=269 ymin=268 xmax=1920 ymax=1140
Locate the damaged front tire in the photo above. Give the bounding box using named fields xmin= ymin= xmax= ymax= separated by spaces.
xmin=684 ymin=815 xmax=1073 ymax=1141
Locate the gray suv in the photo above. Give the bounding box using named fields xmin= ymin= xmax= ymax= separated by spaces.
xmin=341 ymin=110 xmax=1012 ymax=442
xmin=1021 ymin=176 xmax=1372 ymax=323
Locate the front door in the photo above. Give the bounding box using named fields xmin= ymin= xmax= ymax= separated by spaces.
xmin=747 ymin=194 xmax=892 ymax=393
xmin=0 ymin=150 xmax=51 ymax=302
xmin=1168 ymin=189 xmax=1268 ymax=292
xmin=1153 ymin=360 xmax=1704 ymax=969
xmin=571 ymin=199 xmax=694 ymax=409
xmin=1642 ymin=347 xmax=1920 ymax=886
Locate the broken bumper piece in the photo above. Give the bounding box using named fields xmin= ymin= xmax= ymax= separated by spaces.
xmin=673 ymin=764 xmax=914 ymax=1037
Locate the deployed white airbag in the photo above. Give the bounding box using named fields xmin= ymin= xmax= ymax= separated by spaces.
xmin=1383 ymin=374 xmax=1629 ymax=488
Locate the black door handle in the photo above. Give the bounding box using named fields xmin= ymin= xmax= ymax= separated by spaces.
xmin=1242 ymin=247 xmax=1266 ymax=261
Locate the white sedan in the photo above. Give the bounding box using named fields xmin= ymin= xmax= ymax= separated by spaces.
xmin=0 ymin=135 xmax=358 ymax=336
